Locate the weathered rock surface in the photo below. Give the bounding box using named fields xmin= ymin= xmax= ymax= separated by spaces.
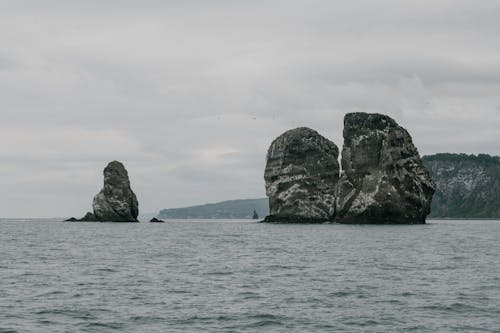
xmin=65 ymin=211 xmax=98 ymax=222
xmin=92 ymin=161 xmax=139 ymax=222
xmin=422 ymin=153 xmax=500 ymax=218
xmin=336 ymin=112 xmax=435 ymax=224
xmin=80 ymin=211 xmax=98 ymax=222
xmin=264 ymin=127 xmax=340 ymax=222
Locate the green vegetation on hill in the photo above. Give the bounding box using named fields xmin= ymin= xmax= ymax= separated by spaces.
xmin=158 ymin=198 xmax=269 ymax=219
xmin=422 ymin=153 xmax=500 ymax=218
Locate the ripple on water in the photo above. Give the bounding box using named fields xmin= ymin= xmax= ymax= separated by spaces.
xmin=1 ymin=219 xmax=500 ymax=332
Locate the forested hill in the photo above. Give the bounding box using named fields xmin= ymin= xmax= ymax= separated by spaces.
xmin=158 ymin=198 xmax=269 ymax=219
xmin=422 ymin=153 xmax=500 ymax=218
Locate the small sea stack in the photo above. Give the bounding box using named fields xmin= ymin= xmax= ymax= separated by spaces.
xmin=263 ymin=127 xmax=340 ymax=223
xmin=335 ymin=112 xmax=435 ymax=224
xmin=74 ymin=161 xmax=139 ymax=222
xmin=150 ymin=217 xmax=165 ymax=223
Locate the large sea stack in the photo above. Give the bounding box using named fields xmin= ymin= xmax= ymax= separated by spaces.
xmin=336 ymin=112 xmax=435 ymax=224
xmin=66 ymin=161 xmax=139 ymax=222
xmin=263 ymin=127 xmax=340 ymax=223
xmin=90 ymin=160 xmax=139 ymax=222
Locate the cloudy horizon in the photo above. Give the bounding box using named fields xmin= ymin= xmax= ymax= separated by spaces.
xmin=1 ymin=1 xmax=500 ymax=217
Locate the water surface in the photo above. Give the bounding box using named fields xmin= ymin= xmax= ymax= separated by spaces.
xmin=1 ymin=219 xmax=499 ymax=332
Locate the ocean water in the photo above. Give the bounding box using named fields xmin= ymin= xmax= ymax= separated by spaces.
xmin=1 ymin=219 xmax=500 ymax=333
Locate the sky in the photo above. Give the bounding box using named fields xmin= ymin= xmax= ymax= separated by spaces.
xmin=1 ymin=0 xmax=500 ymax=217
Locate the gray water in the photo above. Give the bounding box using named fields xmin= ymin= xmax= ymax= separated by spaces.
xmin=1 ymin=219 xmax=499 ymax=333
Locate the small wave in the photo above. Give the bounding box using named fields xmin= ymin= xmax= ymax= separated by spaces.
xmin=237 ymin=291 xmax=262 ymax=300
xmin=247 ymin=319 xmax=282 ymax=328
xmin=169 ymin=289 xmax=191 ymax=294
xmin=172 ymin=315 xmax=235 ymax=323
xmin=93 ymin=268 xmax=118 ymax=273
xmin=450 ymin=255 xmax=467 ymax=260
xmin=82 ymin=322 xmax=125 ymax=330
xmin=266 ymin=264 xmax=305 ymax=270
xmin=242 ymin=314 xmax=285 ymax=328
xmin=419 ymin=302 xmax=482 ymax=313
xmin=35 ymin=308 xmax=105 ymax=320
xmin=130 ymin=315 xmax=165 ymax=323
xmin=375 ymin=299 xmax=406 ymax=305
xmin=205 ymin=271 xmax=233 ymax=276
xmin=344 ymin=319 xmax=380 ymax=327
xmin=328 ymin=291 xmax=352 ymax=297
xmin=34 ymin=290 xmax=65 ymax=297
xmin=400 ymin=292 xmax=415 ymax=297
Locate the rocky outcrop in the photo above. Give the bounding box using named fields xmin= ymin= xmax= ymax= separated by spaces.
xmin=263 ymin=127 xmax=340 ymax=222
xmin=64 ymin=212 xmax=98 ymax=222
xmin=422 ymin=153 xmax=500 ymax=218
xmin=91 ymin=161 xmax=139 ymax=222
xmin=80 ymin=211 xmax=98 ymax=221
xmin=150 ymin=217 xmax=165 ymax=223
xmin=336 ymin=112 xmax=435 ymax=224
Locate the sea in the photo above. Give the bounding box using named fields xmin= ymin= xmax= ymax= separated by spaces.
xmin=1 ymin=219 xmax=499 ymax=333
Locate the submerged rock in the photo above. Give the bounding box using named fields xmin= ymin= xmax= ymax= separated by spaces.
xmin=263 ymin=127 xmax=340 ymax=223
xmin=92 ymin=161 xmax=139 ymax=222
xmin=64 ymin=217 xmax=78 ymax=222
xmin=150 ymin=217 xmax=165 ymax=223
xmin=335 ymin=112 xmax=435 ymax=224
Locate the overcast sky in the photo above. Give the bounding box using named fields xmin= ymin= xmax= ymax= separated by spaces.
xmin=1 ymin=0 xmax=500 ymax=217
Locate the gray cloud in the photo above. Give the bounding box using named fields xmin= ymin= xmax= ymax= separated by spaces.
xmin=1 ymin=0 xmax=500 ymax=217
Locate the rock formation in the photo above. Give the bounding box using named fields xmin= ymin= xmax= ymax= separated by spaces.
xmin=80 ymin=211 xmax=98 ymax=221
xmin=78 ymin=161 xmax=139 ymax=222
xmin=150 ymin=217 xmax=165 ymax=223
xmin=263 ymin=127 xmax=340 ymax=222
xmin=336 ymin=112 xmax=435 ymax=224
xmin=64 ymin=212 xmax=97 ymax=222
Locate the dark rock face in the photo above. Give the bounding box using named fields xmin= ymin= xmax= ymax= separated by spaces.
xmin=92 ymin=161 xmax=139 ymax=222
xmin=80 ymin=211 xmax=98 ymax=222
xmin=65 ymin=212 xmax=98 ymax=222
xmin=264 ymin=127 xmax=340 ymax=222
xmin=150 ymin=217 xmax=165 ymax=223
xmin=336 ymin=112 xmax=435 ymax=224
